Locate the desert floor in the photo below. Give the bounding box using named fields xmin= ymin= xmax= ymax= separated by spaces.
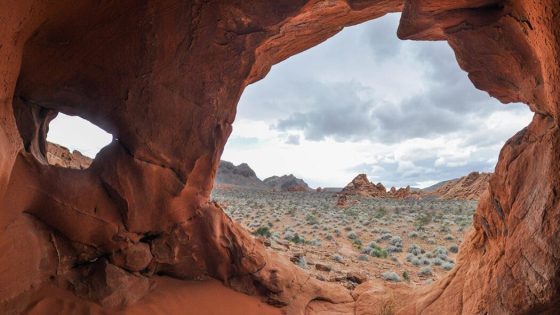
xmin=212 ymin=188 xmax=477 ymax=288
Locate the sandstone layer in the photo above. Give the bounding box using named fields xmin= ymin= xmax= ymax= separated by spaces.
xmin=431 ymin=172 xmax=491 ymax=200
xmin=0 ymin=1 xmax=559 ymax=315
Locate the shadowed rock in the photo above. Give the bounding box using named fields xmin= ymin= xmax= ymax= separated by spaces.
xmin=0 ymin=0 xmax=559 ymax=314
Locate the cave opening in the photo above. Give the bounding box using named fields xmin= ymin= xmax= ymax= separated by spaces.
xmin=45 ymin=113 xmax=113 ymax=169
xmin=2 ymin=2 xmax=556 ymax=314
xmin=212 ymin=13 xmax=533 ymax=286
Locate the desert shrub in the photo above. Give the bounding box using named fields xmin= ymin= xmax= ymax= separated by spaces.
xmin=433 ymin=246 xmax=448 ymax=256
xmin=377 ymin=233 xmax=393 ymax=241
xmin=444 ymin=234 xmax=454 ymax=240
xmin=283 ymin=230 xmax=294 ymax=240
xmin=382 ymin=271 xmax=401 ymax=282
xmin=386 ymin=245 xmax=402 ymax=253
xmin=442 ymin=262 xmax=454 ymax=270
xmin=305 ymin=214 xmax=319 ymax=225
xmin=402 ymin=271 xmax=410 ymax=281
xmin=375 ymin=207 xmax=387 ymax=218
xmin=347 ymin=231 xmax=358 ymax=240
xmin=414 ymin=213 xmax=432 ymax=230
xmin=254 ymin=226 xmax=271 ymax=238
xmin=449 ymin=244 xmax=459 ymax=253
xmin=408 ymin=244 xmax=423 ymax=256
xmin=332 ymin=254 xmax=344 ymax=263
xmin=287 ymin=233 xmax=305 ymax=244
xmin=296 ymin=256 xmax=307 ymax=269
xmin=411 ymin=258 xmax=421 ymax=266
xmin=364 ymin=244 xmax=388 ymax=258
xmin=418 ymin=266 xmax=433 ymax=276
xmin=432 ymin=258 xmax=443 ymax=266
xmin=357 ymin=254 xmax=369 ymax=261
xmin=389 ymin=236 xmax=402 ymax=246
xmin=405 ymin=253 xmax=415 ymax=262
xmin=309 ymin=239 xmax=322 ymax=246
xmin=408 ymin=231 xmax=418 ymax=238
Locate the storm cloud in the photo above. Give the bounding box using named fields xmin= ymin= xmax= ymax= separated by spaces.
xmin=224 ymin=13 xmax=533 ymax=188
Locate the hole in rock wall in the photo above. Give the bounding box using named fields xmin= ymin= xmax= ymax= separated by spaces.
xmin=45 ymin=113 xmax=113 ymax=169
xmin=212 ymin=14 xmax=533 ymax=285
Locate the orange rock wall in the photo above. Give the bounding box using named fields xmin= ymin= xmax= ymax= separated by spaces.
xmin=0 ymin=1 xmax=559 ymax=314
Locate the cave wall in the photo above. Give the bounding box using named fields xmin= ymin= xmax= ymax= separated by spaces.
xmin=0 ymin=0 xmax=559 ymax=314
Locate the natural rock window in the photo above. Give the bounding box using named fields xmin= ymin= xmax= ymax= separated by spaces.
xmin=46 ymin=113 xmax=112 ymax=169
xmin=212 ymin=13 xmax=535 ymax=293
xmin=2 ymin=2 xmax=558 ymax=314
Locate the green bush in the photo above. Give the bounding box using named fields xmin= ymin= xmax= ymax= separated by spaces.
xmin=253 ymin=226 xmax=271 ymax=238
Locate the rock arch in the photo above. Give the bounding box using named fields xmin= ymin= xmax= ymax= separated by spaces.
xmin=0 ymin=0 xmax=558 ymax=314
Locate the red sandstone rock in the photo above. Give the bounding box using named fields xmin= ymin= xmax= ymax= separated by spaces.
xmin=0 ymin=1 xmax=559 ymax=314
xmin=337 ymin=174 xmax=423 ymax=203
xmin=46 ymin=142 xmax=93 ymax=169
xmin=431 ymin=171 xmax=491 ymax=200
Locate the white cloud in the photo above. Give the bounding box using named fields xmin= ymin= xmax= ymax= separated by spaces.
xmin=47 ymin=113 xmax=112 ymax=158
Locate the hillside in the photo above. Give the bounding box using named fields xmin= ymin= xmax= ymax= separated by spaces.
xmin=215 ymin=161 xmax=268 ymax=189
xmin=263 ymin=174 xmax=311 ymax=192
xmin=431 ymin=172 xmax=491 ymax=200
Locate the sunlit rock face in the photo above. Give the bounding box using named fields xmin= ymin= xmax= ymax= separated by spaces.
xmin=0 ymin=1 xmax=559 ymax=314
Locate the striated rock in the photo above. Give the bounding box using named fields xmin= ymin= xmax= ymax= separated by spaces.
xmin=0 ymin=1 xmax=559 ymax=314
xmin=263 ymin=174 xmax=311 ymax=192
xmin=430 ymin=171 xmax=492 ymax=200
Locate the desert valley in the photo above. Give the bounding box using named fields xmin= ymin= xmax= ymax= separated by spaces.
xmin=49 ymin=143 xmax=489 ymax=291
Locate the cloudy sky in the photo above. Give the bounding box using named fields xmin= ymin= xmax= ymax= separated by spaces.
xmin=47 ymin=13 xmax=533 ymax=189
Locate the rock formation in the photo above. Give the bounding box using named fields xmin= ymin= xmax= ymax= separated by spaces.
xmin=46 ymin=142 xmax=93 ymax=170
xmin=430 ymin=172 xmax=492 ymax=200
xmin=341 ymin=174 xmax=388 ymax=197
xmin=263 ymin=174 xmax=311 ymax=192
xmin=337 ymin=174 xmax=422 ymax=204
xmin=1 ymin=1 xmax=559 ymax=314
xmin=215 ymin=160 xmax=268 ymax=189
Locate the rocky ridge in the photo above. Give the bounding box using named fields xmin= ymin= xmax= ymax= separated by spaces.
xmin=263 ymin=174 xmax=312 ymax=192
xmin=215 ymin=161 xmax=268 ymax=189
xmin=430 ymin=172 xmax=492 ymax=200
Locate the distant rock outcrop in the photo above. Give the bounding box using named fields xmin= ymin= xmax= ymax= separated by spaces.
xmin=263 ymin=174 xmax=311 ymax=192
xmin=46 ymin=142 xmax=92 ymax=169
xmin=215 ymin=161 xmax=268 ymax=189
xmin=431 ymin=172 xmax=491 ymax=200
xmin=337 ymin=174 xmax=422 ymax=205
xmin=340 ymin=174 xmax=386 ymax=197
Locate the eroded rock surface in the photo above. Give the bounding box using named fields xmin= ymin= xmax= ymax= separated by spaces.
xmin=431 ymin=172 xmax=491 ymax=200
xmin=337 ymin=174 xmax=422 ymax=205
xmin=0 ymin=0 xmax=559 ymax=314
xmin=46 ymin=142 xmax=93 ymax=169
